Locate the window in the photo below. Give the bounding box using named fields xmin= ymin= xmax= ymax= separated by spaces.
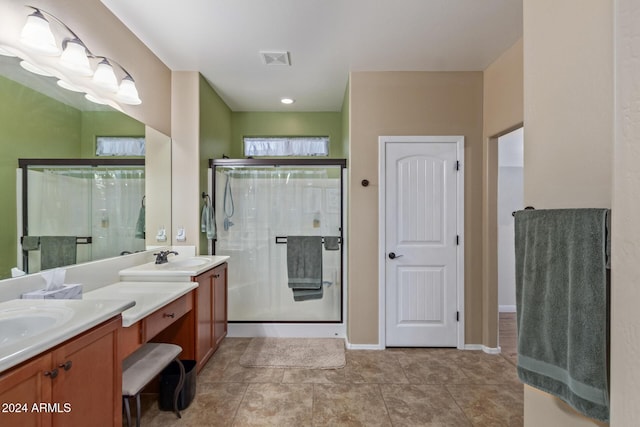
xmin=243 ymin=136 xmax=329 ymax=157
xmin=96 ymin=136 xmax=145 ymax=156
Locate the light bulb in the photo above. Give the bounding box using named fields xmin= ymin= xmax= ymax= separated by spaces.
xmin=281 ymin=98 xmax=295 ymax=104
xmin=20 ymin=10 xmax=60 ymax=56
xmin=60 ymin=39 xmax=93 ymax=76
xmin=116 ymin=76 xmax=141 ymax=105
xmin=92 ymin=59 xmax=118 ymax=92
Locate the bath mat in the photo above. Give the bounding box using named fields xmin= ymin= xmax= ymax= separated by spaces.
xmin=239 ymin=338 xmax=345 ymax=369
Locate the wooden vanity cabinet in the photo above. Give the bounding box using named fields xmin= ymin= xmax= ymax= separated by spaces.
xmin=0 ymin=316 xmax=122 ymax=427
xmin=194 ymin=262 xmax=227 ymax=373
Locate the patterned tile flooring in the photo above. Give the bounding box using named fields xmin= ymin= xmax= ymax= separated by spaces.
xmin=133 ymin=314 xmax=521 ymax=426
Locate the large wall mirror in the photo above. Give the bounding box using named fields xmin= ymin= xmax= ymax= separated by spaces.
xmin=0 ymin=54 xmax=171 ymax=280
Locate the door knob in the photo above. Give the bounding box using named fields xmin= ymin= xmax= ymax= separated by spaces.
xmin=388 ymin=252 xmax=403 ymax=259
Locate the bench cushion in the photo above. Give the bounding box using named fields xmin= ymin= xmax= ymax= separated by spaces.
xmin=122 ymin=343 xmax=182 ymax=396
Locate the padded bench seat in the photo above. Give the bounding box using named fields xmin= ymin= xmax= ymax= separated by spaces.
xmin=122 ymin=343 xmax=185 ymax=427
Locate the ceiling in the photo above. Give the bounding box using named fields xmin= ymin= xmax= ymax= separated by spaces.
xmin=100 ymin=0 xmax=522 ymax=112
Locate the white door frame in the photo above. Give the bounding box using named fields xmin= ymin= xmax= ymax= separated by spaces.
xmin=378 ymin=135 xmax=465 ymax=349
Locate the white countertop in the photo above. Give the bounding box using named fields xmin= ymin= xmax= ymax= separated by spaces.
xmin=83 ymin=281 xmax=198 ymax=327
xmin=0 ymin=299 xmax=135 ymax=373
xmin=119 ymin=255 xmax=229 ymax=281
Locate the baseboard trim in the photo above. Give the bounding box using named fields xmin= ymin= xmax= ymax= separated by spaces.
xmin=464 ymin=344 xmax=502 ymax=354
xmin=499 ymin=305 xmax=517 ymax=313
xmin=346 ymin=342 xmax=384 ymax=350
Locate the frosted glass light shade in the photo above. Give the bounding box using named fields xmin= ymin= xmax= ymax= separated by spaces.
xmin=57 ymin=79 xmax=84 ymax=92
xmin=20 ymin=11 xmax=60 ymax=56
xmin=85 ymin=93 xmax=107 ymax=105
xmin=92 ymin=59 xmax=118 ymax=92
xmin=116 ymin=76 xmax=141 ymax=105
xmin=19 ymin=60 xmax=54 ymax=77
xmin=60 ymin=39 xmax=93 ymax=76
xmin=0 ymin=46 xmax=16 ymax=57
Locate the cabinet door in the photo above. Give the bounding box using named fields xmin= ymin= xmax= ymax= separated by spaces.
xmin=0 ymin=354 xmax=52 ymax=427
xmin=213 ymin=263 xmax=228 ymax=347
xmin=51 ymin=317 xmax=120 ymax=427
xmin=196 ymin=271 xmax=214 ymax=372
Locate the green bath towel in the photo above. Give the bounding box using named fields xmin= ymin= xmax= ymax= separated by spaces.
xmin=40 ymin=236 xmax=77 ymax=270
xmin=287 ymin=236 xmax=323 ymax=290
xmin=514 ymin=208 xmax=609 ymax=422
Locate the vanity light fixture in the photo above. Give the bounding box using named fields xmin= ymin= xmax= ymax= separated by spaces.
xmin=59 ymin=39 xmax=93 ymax=76
xmin=0 ymin=46 xmax=16 ymax=57
xmin=57 ymin=79 xmax=84 ymax=92
xmin=92 ymin=58 xmax=119 ymax=92
xmin=281 ymin=97 xmax=295 ymax=105
xmin=19 ymin=60 xmax=54 ymax=77
xmin=19 ymin=9 xmax=60 ymax=56
xmin=14 ymin=6 xmax=142 ymax=105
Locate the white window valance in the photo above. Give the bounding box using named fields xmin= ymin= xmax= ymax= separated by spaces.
xmin=244 ymin=136 xmax=329 ymax=157
xmin=96 ymin=136 xmax=145 ymax=156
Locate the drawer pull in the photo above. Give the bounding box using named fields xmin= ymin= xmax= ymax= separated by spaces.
xmin=44 ymin=368 xmax=59 ymax=379
xmin=214 ymin=274 xmax=220 ymax=278
xmin=59 ymin=360 xmax=73 ymax=371
xmin=163 ymin=313 xmax=176 ymax=318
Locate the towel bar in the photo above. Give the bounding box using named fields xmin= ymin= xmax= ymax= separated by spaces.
xmin=275 ymin=236 xmax=341 ymax=245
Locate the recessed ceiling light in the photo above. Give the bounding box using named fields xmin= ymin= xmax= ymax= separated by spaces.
xmin=281 ymin=98 xmax=295 ymax=105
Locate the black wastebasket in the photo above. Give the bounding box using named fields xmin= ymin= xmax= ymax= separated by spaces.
xmin=159 ymin=360 xmax=196 ymax=411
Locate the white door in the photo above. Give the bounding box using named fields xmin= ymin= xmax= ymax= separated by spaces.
xmin=383 ymin=138 xmax=461 ymax=347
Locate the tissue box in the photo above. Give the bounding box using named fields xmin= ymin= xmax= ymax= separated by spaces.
xmin=22 ymin=284 xmax=83 ymax=300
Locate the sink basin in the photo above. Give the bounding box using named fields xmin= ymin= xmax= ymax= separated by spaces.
xmin=119 ymin=255 xmax=229 ymax=281
xmin=0 ymin=306 xmax=74 ymax=347
xmin=166 ymin=258 xmax=210 ymax=268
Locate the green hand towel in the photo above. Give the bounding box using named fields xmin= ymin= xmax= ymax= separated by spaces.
xmin=135 ymin=205 xmax=145 ymax=239
xmin=514 ymin=208 xmax=609 ymax=422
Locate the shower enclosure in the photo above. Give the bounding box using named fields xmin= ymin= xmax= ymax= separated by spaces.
xmin=19 ymin=159 xmax=145 ymax=273
xmin=211 ymin=159 xmax=346 ymax=324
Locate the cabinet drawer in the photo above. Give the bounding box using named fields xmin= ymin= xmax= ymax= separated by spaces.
xmin=144 ymin=294 xmax=192 ymax=341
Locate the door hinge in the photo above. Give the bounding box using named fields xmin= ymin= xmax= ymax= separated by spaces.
xmin=456 ymin=235 xmax=459 ymax=245
xmin=456 ymin=311 xmax=459 ymax=322
xmin=455 ymin=160 xmax=460 ymax=171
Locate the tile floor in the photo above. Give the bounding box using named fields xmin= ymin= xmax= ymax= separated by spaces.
xmin=134 ymin=314 xmax=521 ymax=426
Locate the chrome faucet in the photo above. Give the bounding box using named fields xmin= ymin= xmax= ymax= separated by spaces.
xmin=154 ymin=250 xmax=178 ymax=264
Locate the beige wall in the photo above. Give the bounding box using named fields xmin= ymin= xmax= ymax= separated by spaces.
xmin=523 ymin=0 xmax=612 ymax=209
xmin=0 ymin=0 xmax=171 ymax=135
xmin=482 ymin=39 xmax=524 ymax=347
xmin=171 ymin=71 xmax=200 ymax=249
xmin=348 ymin=71 xmax=484 ymax=345
xmin=611 ymin=0 xmax=640 ymax=424
xmin=145 ymin=126 xmax=172 ymax=246
xmin=523 ymin=0 xmax=612 ymax=425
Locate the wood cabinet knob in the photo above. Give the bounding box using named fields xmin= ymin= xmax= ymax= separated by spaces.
xmin=59 ymin=360 xmax=72 ymax=371
xmin=44 ymin=368 xmax=59 ymax=379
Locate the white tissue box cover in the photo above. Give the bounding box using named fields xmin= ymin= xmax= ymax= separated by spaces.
xmin=22 ymin=284 xmax=83 ymax=300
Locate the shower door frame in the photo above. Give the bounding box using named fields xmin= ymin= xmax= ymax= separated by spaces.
xmin=19 ymin=158 xmax=145 ymax=272
xmin=210 ymin=158 xmax=347 ymax=324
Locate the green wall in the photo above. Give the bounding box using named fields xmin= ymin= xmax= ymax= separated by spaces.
xmin=0 ymin=76 xmax=82 ymax=279
xmin=230 ymin=112 xmax=344 ymax=158
xmin=80 ymin=111 xmax=145 ymax=157
xmin=199 ymin=75 xmax=232 ymax=254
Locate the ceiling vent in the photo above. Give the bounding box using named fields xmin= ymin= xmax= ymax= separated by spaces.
xmin=260 ymin=51 xmax=291 ymax=66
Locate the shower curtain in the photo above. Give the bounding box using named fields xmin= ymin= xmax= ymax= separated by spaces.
xmin=214 ymin=166 xmax=342 ymax=322
xmin=26 ymin=167 xmax=145 ymax=271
